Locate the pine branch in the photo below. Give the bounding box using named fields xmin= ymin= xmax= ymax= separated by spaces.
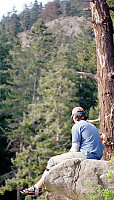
xmin=0 ymin=169 xmax=17 ymax=184
xmin=7 ymin=139 xmax=17 ymax=150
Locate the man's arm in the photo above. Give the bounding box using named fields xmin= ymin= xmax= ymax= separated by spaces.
xmin=69 ymin=141 xmax=80 ymax=152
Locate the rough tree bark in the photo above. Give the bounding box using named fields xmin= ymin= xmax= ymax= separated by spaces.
xmin=90 ymin=0 xmax=114 ymax=160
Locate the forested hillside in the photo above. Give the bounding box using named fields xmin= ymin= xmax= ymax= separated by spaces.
xmin=1 ymin=0 xmax=90 ymax=34
xmin=0 ymin=0 xmax=104 ymax=199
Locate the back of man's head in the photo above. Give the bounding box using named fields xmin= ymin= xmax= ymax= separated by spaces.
xmin=71 ymin=107 xmax=87 ymax=121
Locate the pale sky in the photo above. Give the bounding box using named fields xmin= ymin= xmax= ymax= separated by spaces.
xmin=0 ymin=0 xmax=53 ymax=20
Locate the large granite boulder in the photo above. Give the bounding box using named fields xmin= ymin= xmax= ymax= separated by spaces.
xmin=44 ymin=158 xmax=113 ymax=200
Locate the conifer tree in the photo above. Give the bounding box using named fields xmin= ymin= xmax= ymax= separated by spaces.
xmin=60 ymin=0 xmax=90 ymax=17
xmin=20 ymin=4 xmax=31 ymax=31
xmin=67 ymin=23 xmax=97 ymax=114
xmin=0 ymin=12 xmax=98 ymax=200
xmin=0 ymin=21 xmax=78 ymax=197
xmin=9 ymin=10 xmax=21 ymax=35
xmin=0 ymin=47 xmax=77 ymax=196
xmin=0 ymin=22 xmax=16 ymax=176
xmin=3 ymin=20 xmax=57 ymax=147
xmin=31 ymin=0 xmax=40 ymax=24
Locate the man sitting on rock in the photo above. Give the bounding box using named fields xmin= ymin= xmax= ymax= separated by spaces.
xmin=21 ymin=106 xmax=103 ymax=196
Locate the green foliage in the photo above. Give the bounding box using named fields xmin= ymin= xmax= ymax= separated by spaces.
xmin=60 ymin=0 xmax=90 ymax=17
xmin=1 ymin=0 xmax=91 ymax=35
xmin=85 ymin=157 xmax=114 ymax=200
xmin=0 ymin=17 xmax=99 ymax=199
xmin=0 ymin=22 xmax=14 ymax=100
xmin=106 ymin=0 xmax=114 ymax=23
xmin=67 ymin=22 xmax=97 ymax=114
xmin=31 ymin=20 xmax=47 ymax=35
xmin=0 ymin=134 xmax=11 ymax=176
xmin=88 ymin=106 xmax=99 ymax=129
xmin=1 ymin=19 xmax=58 ymax=151
xmin=0 ymin=20 xmax=72 ymax=195
xmin=86 ymin=184 xmax=114 ymax=200
xmin=1 ymin=0 xmax=43 ymax=33
xmin=0 ymin=2 xmax=99 ymax=199
xmin=0 ymin=22 xmax=17 ymax=176
xmin=1 ymin=0 xmax=113 ymax=37
xmin=31 ymin=0 xmax=41 ymax=25
xmin=105 ymin=156 xmax=114 ymax=180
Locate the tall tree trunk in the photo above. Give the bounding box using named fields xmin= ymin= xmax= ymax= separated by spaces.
xmin=17 ymin=189 xmax=20 ymax=200
xmin=32 ymin=69 xmax=37 ymax=104
xmin=90 ymin=0 xmax=114 ymax=160
xmin=16 ymin=131 xmax=24 ymax=200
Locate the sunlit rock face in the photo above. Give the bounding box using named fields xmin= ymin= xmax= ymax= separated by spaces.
xmin=44 ymin=158 xmax=112 ymax=200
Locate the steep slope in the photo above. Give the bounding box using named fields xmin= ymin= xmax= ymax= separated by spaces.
xmin=46 ymin=16 xmax=86 ymax=37
xmin=18 ymin=16 xmax=91 ymax=46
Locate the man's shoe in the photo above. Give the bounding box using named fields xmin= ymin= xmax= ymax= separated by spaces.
xmin=20 ymin=186 xmax=42 ymax=196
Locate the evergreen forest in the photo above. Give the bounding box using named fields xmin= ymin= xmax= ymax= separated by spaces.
xmin=0 ymin=0 xmax=113 ymax=200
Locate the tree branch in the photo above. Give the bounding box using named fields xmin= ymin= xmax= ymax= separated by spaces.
xmin=0 ymin=70 xmax=17 ymax=73
xmin=109 ymin=7 xmax=114 ymax=11
xmin=0 ymin=169 xmax=17 ymax=184
xmin=76 ymin=71 xmax=97 ymax=81
xmin=68 ymin=69 xmax=97 ymax=81
xmin=7 ymin=139 xmax=17 ymax=150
